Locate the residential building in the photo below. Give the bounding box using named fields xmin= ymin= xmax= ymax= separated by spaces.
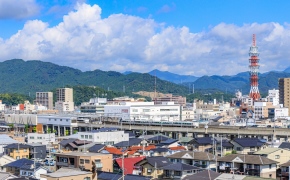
xmin=160 ymin=162 xmax=202 ymax=179
xmin=253 ymin=147 xmax=290 ymax=165
xmin=78 ymin=128 xmax=129 ymax=145
xmin=4 ymin=158 xmax=40 ymax=176
xmin=0 ymin=155 xmax=15 ymax=172
xmin=78 ymin=143 xmax=105 ymax=153
xmin=279 ymin=78 xmax=290 ymax=116
xmin=190 ymin=137 xmax=213 ymax=152
xmin=181 ymin=109 xmax=195 ymax=121
xmin=254 ymin=101 xmax=275 ymax=119
xmin=217 ymin=154 xmax=277 ymax=179
xmin=20 ymin=164 xmax=48 ymax=179
xmin=61 ymin=139 xmax=92 ymax=152
xmin=153 ymin=94 xmax=186 ymax=107
xmin=27 ymin=143 xmax=46 ymax=159
xmin=113 ymin=138 xmax=145 ymax=148
xmin=166 ymin=151 xmax=216 ymax=169
xmin=231 ymin=138 xmax=268 ymax=154
xmin=55 ymin=101 xmax=74 ymax=112
xmin=183 ymin=170 xmax=220 ymax=180
xmin=104 ymin=102 xmax=181 ymax=121
xmin=41 ymin=167 xmax=95 ymax=180
xmin=27 ymin=133 xmax=55 ymax=145
xmin=80 ymin=97 xmax=107 ymax=113
xmin=0 ymin=100 xmax=5 ymax=111
xmin=267 ymin=89 xmax=279 ymax=106
xmin=55 ymin=152 xmax=113 ymax=172
xmin=56 ymin=88 xmax=73 ymax=102
xmin=0 ymin=172 xmax=18 ymax=179
xmin=279 ymin=161 xmax=290 ymax=180
xmin=35 ymin=92 xmax=53 ymax=110
xmin=114 ymin=157 xmax=145 ymax=175
xmin=0 ymin=135 xmax=18 ymax=154
xmin=4 ymin=144 xmax=30 ymax=159
xmin=97 ymin=171 xmax=151 ymax=180
xmin=134 ymin=156 xmax=172 ymax=179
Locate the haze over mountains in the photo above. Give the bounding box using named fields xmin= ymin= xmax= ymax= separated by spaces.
xmin=1 ymin=59 xmax=290 ymax=96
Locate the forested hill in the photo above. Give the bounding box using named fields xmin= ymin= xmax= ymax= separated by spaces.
xmin=0 ymin=59 xmax=188 ymax=96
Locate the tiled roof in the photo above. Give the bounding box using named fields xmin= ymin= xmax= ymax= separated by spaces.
xmin=280 ymin=161 xmax=290 ymax=167
xmin=88 ymin=144 xmax=105 ymax=153
xmin=145 ymin=156 xmax=172 ymax=168
xmin=161 ymin=162 xmax=200 ymax=171
xmin=148 ymin=135 xmax=170 ymax=141
xmin=97 ymin=171 xmax=151 ymax=180
xmin=232 ymin=138 xmax=265 ymax=147
xmin=128 ymin=145 xmax=156 ymax=151
xmin=73 ymin=140 xmax=92 ymax=145
xmin=253 ymin=147 xmax=281 ymax=155
xmin=169 ymin=146 xmax=186 ymax=150
xmin=194 ymin=137 xmax=213 ymax=145
xmin=115 ymin=157 xmax=145 ymax=175
xmin=105 ymin=147 xmax=123 ymax=155
xmin=4 ymin=158 xmax=36 ymax=168
xmin=179 ymin=137 xmax=194 ymax=143
xmin=150 ymin=148 xmax=169 ymax=153
xmin=183 ymin=170 xmax=220 ymax=180
xmin=160 ymin=138 xmax=178 ymax=145
xmin=217 ymin=154 xmax=278 ymax=165
xmin=279 ymin=142 xmax=290 ymax=149
xmin=167 ymin=151 xmax=215 ymax=161
xmin=59 ymin=138 xmax=77 ymax=147
xmin=114 ymin=138 xmax=142 ymax=148
xmin=67 ymin=142 xmax=78 ymax=148
xmin=4 ymin=143 xmax=30 ymax=149
xmin=0 ymin=135 xmax=18 ymax=144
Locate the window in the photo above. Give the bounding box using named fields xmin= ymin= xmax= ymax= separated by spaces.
xmin=60 ymin=119 xmax=62 ymax=121
xmin=89 ymin=135 xmax=92 ymax=139
xmin=29 ymin=136 xmax=34 ymax=139
xmin=269 ymin=164 xmax=272 ymax=169
xmin=275 ymin=155 xmax=280 ymax=159
xmin=237 ymin=147 xmax=242 ymax=151
xmin=174 ymin=171 xmax=181 ymax=176
xmin=23 ymin=149 xmax=27 ymax=152
xmin=147 ymin=169 xmax=152 ymax=173
xmin=85 ymin=159 xmax=90 ymax=164
xmin=84 ymin=177 xmax=91 ymax=180
xmin=80 ymin=159 xmax=84 ymax=164
xmin=16 ymin=156 xmax=20 ymax=159
xmin=85 ymin=135 xmax=88 ymax=139
xmin=81 ymin=135 xmax=84 ymax=138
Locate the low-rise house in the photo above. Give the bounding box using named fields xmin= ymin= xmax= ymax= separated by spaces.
xmin=217 ymin=154 xmax=277 ymax=179
xmin=190 ymin=137 xmax=213 ymax=152
xmin=87 ymin=144 xmax=106 ymax=153
xmin=4 ymin=158 xmax=41 ymax=176
xmin=27 ymin=143 xmax=46 ymax=160
xmin=279 ymin=161 xmax=290 ymax=180
xmin=279 ymin=142 xmax=290 ymax=150
xmin=159 ymin=139 xmax=179 ymax=148
xmin=55 ymin=152 xmax=113 ymax=172
xmin=148 ymin=135 xmax=170 ymax=144
xmin=160 ymin=162 xmax=202 ymax=179
xmin=134 ymin=156 xmax=172 ymax=179
xmin=20 ymin=164 xmax=48 ymax=179
xmin=113 ymin=138 xmax=145 ymax=148
xmin=97 ymin=171 xmax=151 ymax=180
xmin=114 ymin=157 xmax=145 ymax=175
xmin=182 ymin=170 xmax=220 ymax=180
xmin=40 ymin=167 xmax=95 ymax=180
xmin=4 ymin=144 xmax=30 ymax=159
xmin=231 ymin=138 xmax=268 ymax=154
xmin=149 ymin=148 xmax=169 ymax=157
xmin=253 ymin=147 xmax=290 ymax=165
xmin=102 ymin=147 xmax=123 ymax=158
xmin=216 ymin=139 xmax=234 ymax=156
xmin=59 ymin=138 xmax=77 ymax=150
xmin=0 ymin=155 xmax=15 ymax=172
xmin=0 ymin=135 xmax=18 ymax=154
xmin=166 ymin=151 xmax=216 ymax=169
xmin=63 ymin=140 xmax=92 ymax=151
xmin=178 ymin=137 xmax=194 ymax=150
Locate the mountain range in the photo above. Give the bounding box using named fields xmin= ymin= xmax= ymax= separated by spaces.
xmin=0 ymin=59 xmax=290 ymax=96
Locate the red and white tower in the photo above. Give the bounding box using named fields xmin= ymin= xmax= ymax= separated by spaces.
xmin=249 ymin=34 xmax=261 ymax=101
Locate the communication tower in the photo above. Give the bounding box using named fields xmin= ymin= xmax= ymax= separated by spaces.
xmin=248 ymin=34 xmax=261 ymax=101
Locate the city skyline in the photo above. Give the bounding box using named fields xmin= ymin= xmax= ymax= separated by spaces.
xmin=1 ymin=0 xmax=290 ymax=76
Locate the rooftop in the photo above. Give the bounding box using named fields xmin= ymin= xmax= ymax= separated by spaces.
xmin=42 ymin=167 xmax=92 ymax=178
xmin=217 ymin=154 xmax=277 ymax=165
xmin=253 ymin=147 xmax=282 ymax=155
xmin=167 ymin=151 xmax=215 ymax=161
xmin=233 ymin=138 xmax=265 ymax=147
xmin=54 ymin=152 xmax=110 ymax=157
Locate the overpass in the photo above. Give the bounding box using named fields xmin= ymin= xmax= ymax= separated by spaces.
xmin=77 ymin=122 xmax=290 ymax=141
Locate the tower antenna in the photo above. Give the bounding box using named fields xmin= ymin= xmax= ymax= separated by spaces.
xmin=249 ymin=34 xmax=261 ymax=101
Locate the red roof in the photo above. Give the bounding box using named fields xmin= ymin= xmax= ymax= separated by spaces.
xmin=105 ymin=147 xmax=122 ymax=155
xmin=115 ymin=156 xmax=145 ymax=175
xmin=169 ymin=146 xmax=186 ymax=150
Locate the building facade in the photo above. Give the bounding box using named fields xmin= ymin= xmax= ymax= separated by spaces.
xmin=35 ymin=92 xmax=53 ymax=110
xmin=56 ymin=88 xmax=73 ymax=102
xmin=279 ymin=78 xmax=290 ymax=116
xmin=27 ymin=133 xmax=55 ymax=145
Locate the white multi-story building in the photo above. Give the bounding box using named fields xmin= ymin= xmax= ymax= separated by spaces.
xmin=55 ymin=101 xmax=74 ymax=112
xmin=78 ymin=128 xmax=129 ymax=145
xmin=80 ymin=98 xmax=107 ymax=113
xmin=274 ymin=107 xmax=289 ymax=119
xmin=0 ymin=100 xmax=5 ymax=111
xmin=267 ymin=89 xmax=279 ymax=106
xmin=27 ymin=133 xmax=55 ymax=145
xmin=104 ymin=102 xmax=181 ymax=121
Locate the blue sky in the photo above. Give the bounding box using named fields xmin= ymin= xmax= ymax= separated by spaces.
xmin=0 ymin=0 xmax=290 ymax=76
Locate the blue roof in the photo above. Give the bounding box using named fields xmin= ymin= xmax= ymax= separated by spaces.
xmin=233 ymin=138 xmax=265 ymax=147
xmin=148 ymin=135 xmax=169 ymax=141
xmin=97 ymin=171 xmax=151 ymax=180
xmin=150 ymin=148 xmax=169 ymax=153
xmin=161 ymin=162 xmax=200 ymax=171
xmin=114 ymin=138 xmax=142 ymax=148
xmin=279 ymin=142 xmax=290 ymax=149
xmin=160 ymin=138 xmax=178 ymax=145
xmin=194 ymin=137 xmax=213 ymax=145
xmin=4 ymin=158 xmax=39 ymax=168
xmin=146 ymin=156 xmax=172 ymax=168
xmin=88 ymin=144 xmax=105 ymax=153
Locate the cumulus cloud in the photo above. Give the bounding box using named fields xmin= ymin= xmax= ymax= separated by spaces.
xmin=0 ymin=0 xmax=40 ymax=19
xmin=0 ymin=3 xmax=290 ymax=76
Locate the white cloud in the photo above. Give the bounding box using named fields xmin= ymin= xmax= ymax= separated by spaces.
xmin=0 ymin=0 xmax=40 ymax=19
xmin=0 ymin=3 xmax=290 ymax=76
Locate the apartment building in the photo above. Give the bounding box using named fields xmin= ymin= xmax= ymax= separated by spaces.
xmin=4 ymin=144 xmax=30 ymax=159
xmin=35 ymin=92 xmax=53 ymax=110
xmin=253 ymin=101 xmax=275 ymax=119
xmin=153 ymin=94 xmax=186 ymax=107
xmin=27 ymin=133 xmax=55 ymax=145
xmin=279 ymin=78 xmax=290 ymax=116
xmin=55 ymin=88 xmax=74 ymax=112
xmin=56 ymin=88 xmax=73 ymax=102
xmin=55 ymin=152 xmax=113 ymax=172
